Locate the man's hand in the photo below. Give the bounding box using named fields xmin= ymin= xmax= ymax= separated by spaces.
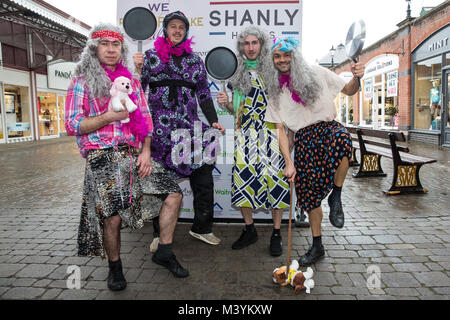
xmin=137 ymin=150 xmax=152 ymax=178
xmin=217 ymin=92 xmax=230 ymax=106
xmin=211 ymin=122 xmax=225 ymax=133
xmin=283 ymin=161 xmax=296 ymax=183
xmin=105 ymin=109 xmax=129 ymax=123
xmin=351 ymin=61 xmax=365 ymax=79
xmin=133 ymin=52 xmax=144 ymax=75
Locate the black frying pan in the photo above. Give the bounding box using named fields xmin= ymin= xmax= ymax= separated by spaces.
xmin=123 ymin=7 xmax=157 ymax=52
xmin=205 ymin=47 xmax=238 ymax=92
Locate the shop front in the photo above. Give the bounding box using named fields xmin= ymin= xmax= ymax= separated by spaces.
xmin=360 ymin=54 xmax=400 ymax=130
xmin=411 ymin=24 xmax=450 ymax=145
xmin=0 ymin=68 xmax=34 ymax=143
xmin=37 ymin=60 xmax=75 ymax=139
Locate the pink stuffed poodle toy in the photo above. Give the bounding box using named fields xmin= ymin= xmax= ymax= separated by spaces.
xmin=109 ymin=76 xmax=138 ymax=123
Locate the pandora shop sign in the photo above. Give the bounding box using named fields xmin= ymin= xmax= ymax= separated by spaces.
xmin=47 ymin=60 xmax=76 ymax=91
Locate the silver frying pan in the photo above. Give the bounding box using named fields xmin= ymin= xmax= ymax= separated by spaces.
xmin=123 ymin=7 xmax=157 ymax=52
xmin=345 ymin=20 xmax=366 ymax=89
xmin=345 ymin=20 xmax=366 ymax=63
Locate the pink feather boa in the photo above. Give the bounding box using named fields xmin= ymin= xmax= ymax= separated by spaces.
xmin=279 ymin=74 xmax=306 ymax=106
xmin=154 ymin=36 xmax=194 ymax=63
xmin=102 ymin=62 xmax=148 ymax=143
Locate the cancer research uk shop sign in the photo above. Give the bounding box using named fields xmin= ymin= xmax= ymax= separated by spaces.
xmin=116 ymin=0 xmax=303 ymax=220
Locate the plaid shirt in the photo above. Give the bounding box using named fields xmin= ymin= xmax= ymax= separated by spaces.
xmin=65 ymin=77 xmax=153 ymax=158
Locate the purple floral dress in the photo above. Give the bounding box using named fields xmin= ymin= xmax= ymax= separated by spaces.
xmin=141 ymin=50 xmax=220 ymax=178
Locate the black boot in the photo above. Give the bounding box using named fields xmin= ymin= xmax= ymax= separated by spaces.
xmin=232 ymin=224 xmax=258 ymax=250
xmin=298 ymin=236 xmax=325 ymax=267
xmin=269 ymin=229 xmax=283 ymax=257
xmin=107 ymin=258 xmax=127 ymax=291
xmin=152 ymin=244 xmax=189 ymax=278
xmin=328 ymin=185 xmax=344 ymax=228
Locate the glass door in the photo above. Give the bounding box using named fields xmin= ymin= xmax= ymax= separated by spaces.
xmin=372 ymin=85 xmax=383 ymax=129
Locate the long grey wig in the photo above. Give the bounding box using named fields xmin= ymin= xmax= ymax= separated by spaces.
xmin=229 ymin=26 xmax=276 ymax=95
xmin=267 ymin=46 xmax=322 ymax=107
xmin=74 ymin=23 xmax=130 ymax=98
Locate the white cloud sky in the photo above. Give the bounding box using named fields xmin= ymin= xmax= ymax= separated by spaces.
xmin=44 ymin=0 xmax=447 ymax=63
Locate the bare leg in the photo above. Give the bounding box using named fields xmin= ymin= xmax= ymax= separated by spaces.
xmin=241 ymin=207 xmax=254 ymax=225
xmin=153 ymin=192 xmax=189 ymax=278
xmin=334 ymin=157 xmax=349 ymax=187
xmin=159 ymin=193 xmax=183 ymax=245
xmin=103 ymin=215 xmax=121 ymax=262
xmin=272 ymin=209 xmax=283 ymax=229
xmin=308 ymin=207 xmax=323 ymax=237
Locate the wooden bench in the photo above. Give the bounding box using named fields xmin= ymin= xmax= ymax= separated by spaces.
xmin=345 ymin=127 xmax=437 ymax=195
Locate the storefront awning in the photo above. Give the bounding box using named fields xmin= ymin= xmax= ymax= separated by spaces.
xmin=0 ymin=0 xmax=90 ymax=66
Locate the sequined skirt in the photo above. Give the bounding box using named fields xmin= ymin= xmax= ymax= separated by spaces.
xmin=77 ymin=145 xmax=145 ymax=258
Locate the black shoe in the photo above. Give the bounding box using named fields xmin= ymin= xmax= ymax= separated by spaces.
xmin=107 ymin=259 xmax=127 ymax=291
xmin=270 ymin=233 xmax=283 ymax=257
xmin=298 ymin=245 xmax=325 ymax=267
xmin=232 ymin=228 xmax=258 ymax=250
xmin=328 ymin=192 xmax=344 ymax=228
xmin=152 ymin=252 xmax=189 ymax=278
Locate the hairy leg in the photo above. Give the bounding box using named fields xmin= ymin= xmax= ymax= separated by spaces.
xmin=159 ymin=193 xmax=183 ymax=245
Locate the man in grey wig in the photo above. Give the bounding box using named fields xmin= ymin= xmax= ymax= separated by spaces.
xmin=266 ymin=36 xmax=364 ymax=266
xmin=65 ymin=23 xmax=187 ymax=290
xmin=217 ymin=26 xmax=291 ymax=257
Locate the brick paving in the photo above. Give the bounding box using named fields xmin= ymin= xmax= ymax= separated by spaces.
xmin=0 ymin=136 xmax=449 ymax=300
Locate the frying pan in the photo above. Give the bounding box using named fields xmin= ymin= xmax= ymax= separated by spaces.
xmin=205 ymin=47 xmax=238 ymax=92
xmin=345 ymin=20 xmax=366 ymax=89
xmin=123 ymin=7 xmax=157 ymax=52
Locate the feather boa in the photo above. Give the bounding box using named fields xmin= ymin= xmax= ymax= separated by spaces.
xmin=279 ymin=74 xmax=306 ymax=106
xmin=154 ymin=36 xmax=194 ymax=63
xmin=102 ymin=62 xmax=148 ymax=143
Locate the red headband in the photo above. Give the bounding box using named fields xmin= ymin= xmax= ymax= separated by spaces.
xmin=91 ymin=30 xmax=124 ymax=43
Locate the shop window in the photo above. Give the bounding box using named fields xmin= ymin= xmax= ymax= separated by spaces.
xmin=414 ymin=56 xmax=442 ymax=130
xmin=38 ymin=92 xmax=59 ymax=137
xmin=4 ymin=85 xmax=32 ymax=139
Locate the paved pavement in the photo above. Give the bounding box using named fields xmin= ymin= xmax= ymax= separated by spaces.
xmin=0 ymin=136 xmax=449 ymax=300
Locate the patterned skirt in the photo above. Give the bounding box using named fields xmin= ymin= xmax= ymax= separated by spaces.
xmin=77 ymin=145 xmax=145 ymax=258
xmin=294 ymin=121 xmax=352 ymax=214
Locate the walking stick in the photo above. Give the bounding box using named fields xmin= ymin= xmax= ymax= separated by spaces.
xmin=286 ymin=182 xmax=294 ymax=279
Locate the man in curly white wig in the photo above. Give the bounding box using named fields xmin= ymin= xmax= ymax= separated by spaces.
xmin=217 ymin=26 xmax=290 ymax=257
xmin=66 ymin=23 xmax=186 ymax=290
xmin=265 ymin=36 xmax=365 ymax=266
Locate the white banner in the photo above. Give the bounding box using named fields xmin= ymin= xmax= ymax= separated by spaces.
xmin=364 ymin=78 xmax=373 ymax=101
xmin=117 ymin=0 xmax=302 ymax=220
xmin=386 ymin=71 xmax=398 ymax=98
